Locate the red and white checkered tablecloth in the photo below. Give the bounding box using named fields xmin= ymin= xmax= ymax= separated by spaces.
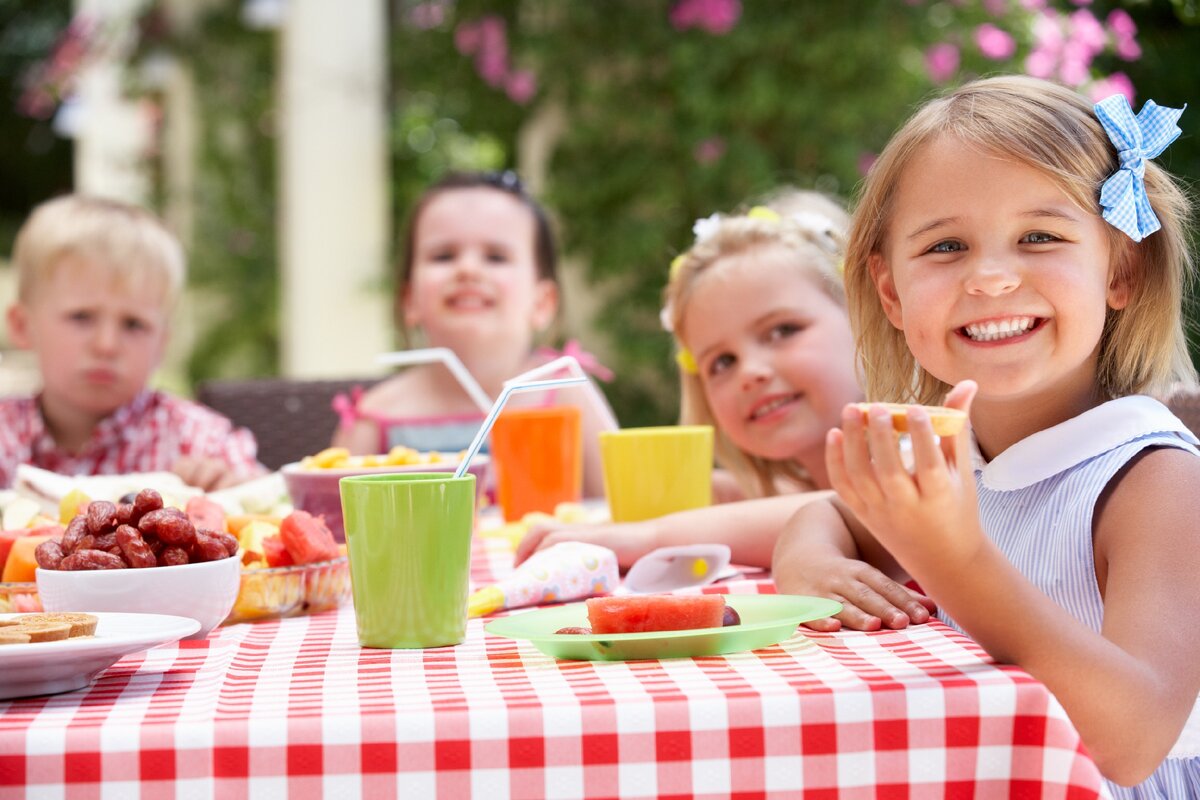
xmin=0 ymin=537 xmax=1109 ymax=799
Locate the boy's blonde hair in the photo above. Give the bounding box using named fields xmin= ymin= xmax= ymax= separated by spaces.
xmin=663 ymin=189 xmax=851 ymax=497
xmin=845 ymin=75 xmax=1195 ymax=404
xmin=12 ymin=195 xmax=186 ymax=307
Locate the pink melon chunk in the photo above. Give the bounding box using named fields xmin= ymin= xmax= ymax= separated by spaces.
xmin=586 ymin=594 xmax=727 ymax=634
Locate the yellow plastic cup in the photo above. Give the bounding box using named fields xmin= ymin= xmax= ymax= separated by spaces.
xmin=599 ymin=425 xmax=713 ymax=522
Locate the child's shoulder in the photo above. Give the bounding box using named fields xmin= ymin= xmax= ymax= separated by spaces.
xmin=357 ymin=368 xmax=447 ymax=417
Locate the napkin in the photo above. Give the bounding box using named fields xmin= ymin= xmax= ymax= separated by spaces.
xmin=468 ymin=542 xmax=619 ymax=617
xmin=621 ymin=544 xmax=732 ymax=594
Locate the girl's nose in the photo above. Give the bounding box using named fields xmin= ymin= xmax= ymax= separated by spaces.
xmin=739 ymin=354 xmax=771 ymax=391
xmin=964 ymin=255 xmax=1020 ymax=296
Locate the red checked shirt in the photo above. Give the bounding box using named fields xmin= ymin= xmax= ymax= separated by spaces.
xmin=0 ymin=390 xmax=261 ymax=489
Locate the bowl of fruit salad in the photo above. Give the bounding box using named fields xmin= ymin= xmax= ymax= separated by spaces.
xmin=226 ymin=509 xmax=351 ymax=624
xmin=281 ymin=447 xmax=490 ymax=542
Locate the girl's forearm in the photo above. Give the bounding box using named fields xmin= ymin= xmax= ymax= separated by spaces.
xmin=649 ymin=491 xmax=836 ymax=567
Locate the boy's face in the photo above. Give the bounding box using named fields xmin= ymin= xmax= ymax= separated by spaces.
xmin=6 ymin=257 xmax=170 ymax=421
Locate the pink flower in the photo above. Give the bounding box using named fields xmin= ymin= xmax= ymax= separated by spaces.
xmin=693 ymin=136 xmax=726 ymax=165
xmin=1058 ymin=55 xmax=1090 ymax=86
xmin=975 ymin=24 xmax=1016 ymax=60
xmin=454 ymin=21 xmax=482 ymax=55
xmin=1106 ymin=9 xmax=1137 ymax=38
xmin=1024 ymin=47 xmax=1057 ymax=79
xmin=925 ymin=42 xmax=960 ymax=83
xmin=1033 ymin=10 xmax=1064 ymax=51
xmin=670 ymin=0 xmax=742 ymax=35
xmin=1068 ymin=9 xmax=1106 ymax=56
xmin=408 ymin=1 xmax=446 ymax=30
xmin=857 ymin=152 xmax=878 ymax=177
xmin=505 ymin=70 xmax=537 ymax=105
xmin=1114 ymin=37 xmax=1141 ymax=61
xmin=1089 ymin=72 xmax=1135 ymax=105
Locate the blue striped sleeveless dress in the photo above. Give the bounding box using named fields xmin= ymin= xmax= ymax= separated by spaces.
xmin=937 ymin=396 xmax=1200 ymax=798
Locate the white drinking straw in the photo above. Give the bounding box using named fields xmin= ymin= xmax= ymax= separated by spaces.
xmin=376 ymin=347 xmax=493 ymax=414
xmin=503 ymin=356 xmax=620 ymax=433
xmin=454 ymin=376 xmax=590 ymax=480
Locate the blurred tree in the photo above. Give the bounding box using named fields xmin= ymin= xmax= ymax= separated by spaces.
xmin=0 ymin=0 xmax=73 ymax=257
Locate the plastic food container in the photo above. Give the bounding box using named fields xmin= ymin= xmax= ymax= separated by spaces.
xmin=0 ymin=582 xmax=43 ymax=614
xmin=225 ymin=556 xmax=351 ymax=624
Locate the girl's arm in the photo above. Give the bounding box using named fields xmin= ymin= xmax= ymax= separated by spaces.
xmin=835 ymin=389 xmax=1200 ymax=785
xmin=516 ymin=491 xmax=834 ymax=569
xmin=919 ymin=448 xmax=1200 ymax=787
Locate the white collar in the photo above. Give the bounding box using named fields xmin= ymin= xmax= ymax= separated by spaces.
xmin=970 ymin=396 xmax=1197 ymax=491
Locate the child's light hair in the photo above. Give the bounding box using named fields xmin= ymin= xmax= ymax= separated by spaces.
xmin=845 ymin=75 xmax=1195 ymax=404
xmin=664 ymin=189 xmax=851 ymax=497
xmin=12 ymin=195 xmax=186 ymax=308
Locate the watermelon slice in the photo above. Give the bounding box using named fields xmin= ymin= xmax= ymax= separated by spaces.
xmin=586 ymin=594 xmax=727 ymax=634
xmin=278 ymin=511 xmax=339 ymax=565
xmin=262 ymin=535 xmax=295 ymax=568
xmin=186 ymin=496 xmax=227 ymax=534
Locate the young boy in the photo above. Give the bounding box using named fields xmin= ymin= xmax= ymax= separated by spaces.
xmin=0 ymin=194 xmax=264 ymax=491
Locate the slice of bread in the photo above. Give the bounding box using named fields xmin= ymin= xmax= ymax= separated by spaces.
xmin=13 ymin=612 xmax=99 ymax=638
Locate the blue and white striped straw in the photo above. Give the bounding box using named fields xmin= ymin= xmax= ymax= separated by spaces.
xmin=453 ymin=376 xmax=590 ymax=479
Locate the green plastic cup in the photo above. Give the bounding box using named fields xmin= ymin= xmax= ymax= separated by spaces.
xmin=339 ymin=472 xmax=476 ymax=648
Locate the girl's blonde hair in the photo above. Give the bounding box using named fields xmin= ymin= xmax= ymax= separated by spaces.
xmin=663 ymin=189 xmax=851 ymax=497
xmin=12 ymin=194 xmax=186 ymax=307
xmin=846 ymin=75 xmax=1195 ymax=404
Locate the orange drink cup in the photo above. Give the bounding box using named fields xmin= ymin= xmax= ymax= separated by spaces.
xmin=489 ymin=406 xmax=583 ymax=522
xmin=600 ymin=425 xmax=714 ymax=522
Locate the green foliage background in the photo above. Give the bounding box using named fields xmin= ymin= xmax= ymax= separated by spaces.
xmin=5 ymin=0 xmax=1197 ymax=426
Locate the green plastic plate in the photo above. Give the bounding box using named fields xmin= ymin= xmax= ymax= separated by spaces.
xmin=484 ymin=594 xmax=843 ymax=661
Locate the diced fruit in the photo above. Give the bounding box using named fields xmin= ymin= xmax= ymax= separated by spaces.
xmin=3 ymin=498 xmax=41 ymax=531
xmin=1 ymin=525 xmax=64 ymax=578
xmin=227 ymin=514 xmax=284 ymax=537
xmin=2 ymin=535 xmax=56 ymax=582
xmin=586 ymin=594 xmax=728 ymax=634
xmin=59 ymin=489 xmax=91 ymax=525
xmin=236 ymin=520 xmax=281 ymax=562
xmin=262 ymin=535 xmax=295 ymax=568
xmin=186 ymin=496 xmax=227 ymax=533
xmin=278 ymin=511 xmax=339 ymax=565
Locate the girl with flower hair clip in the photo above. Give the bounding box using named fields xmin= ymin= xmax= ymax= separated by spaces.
xmin=517 ymin=189 xmax=881 ymax=577
xmin=773 ymin=75 xmax=1200 ymax=794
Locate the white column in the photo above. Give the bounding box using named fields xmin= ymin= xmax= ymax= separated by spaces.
xmin=279 ymin=0 xmax=391 ymax=378
xmin=73 ymin=0 xmax=153 ymax=204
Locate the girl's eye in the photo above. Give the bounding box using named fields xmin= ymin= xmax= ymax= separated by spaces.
xmin=1022 ymin=231 xmax=1058 ymax=244
xmin=927 ymin=240 xmax=963 ymax=254
xmin=706 ymin=353 xmax=735 ymax=377
xmin=123 ymin=317 xmax=150 ymax=333
xmin=485 ymin=249 xmax=510 ymax=264
xmin=67 ymin=310 xmax=94 ymax=324
xmin=427 ymin=249 xmax=455 ymax=262
xmin=767 ymin=322 xmax=802 ymax=341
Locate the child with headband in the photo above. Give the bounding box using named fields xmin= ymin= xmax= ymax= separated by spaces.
xmin=517 ymin=190 xmax=876 ymax=576
xmin=773 ymin=76 xmax=1200 ymax=794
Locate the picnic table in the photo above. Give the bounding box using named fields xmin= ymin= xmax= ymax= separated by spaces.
xmin=0 ymin=536 xmax=1108 ymax=798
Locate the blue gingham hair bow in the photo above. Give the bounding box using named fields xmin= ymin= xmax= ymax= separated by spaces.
xmin=1094 ymin=94 xmax=1186 ymax=242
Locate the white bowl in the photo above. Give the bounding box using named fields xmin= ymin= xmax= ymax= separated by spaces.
xmin=36 ymin=556 xmax=241 ymax=639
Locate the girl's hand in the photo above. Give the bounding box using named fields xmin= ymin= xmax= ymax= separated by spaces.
xmin=514 ymin=519 xmax=659 ymax=569
xmin=776 ymin=551 xmax=936 ymax=632
xmin=826 ymin=381 xmax=983 ymax=576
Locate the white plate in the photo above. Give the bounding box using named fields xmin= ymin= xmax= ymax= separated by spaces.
xmin=0 ymin=612 xmax=200 ymax=700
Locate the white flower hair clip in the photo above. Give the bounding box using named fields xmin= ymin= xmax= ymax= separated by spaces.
xmin=691 ymin=213 xmax=722 ymax=244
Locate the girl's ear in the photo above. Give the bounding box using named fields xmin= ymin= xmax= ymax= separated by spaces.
xmin=6 ymin=303 xmax=31 ymax=349
xmin=531 ymin=279 xmax=559 ymax=332
xmin=1106 ymin=253 xmax=1132 ymax=311
xmin=868 ymin=254 xmax=905 ymax=330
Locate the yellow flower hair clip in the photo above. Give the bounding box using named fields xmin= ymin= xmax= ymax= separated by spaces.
xmin=746 ymin=206 xmax=782 ymax=222
xmin=675 ymin=347 xmax=699 ymax=375
xmin=669 ymin=253 xmax=687 ymax=281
